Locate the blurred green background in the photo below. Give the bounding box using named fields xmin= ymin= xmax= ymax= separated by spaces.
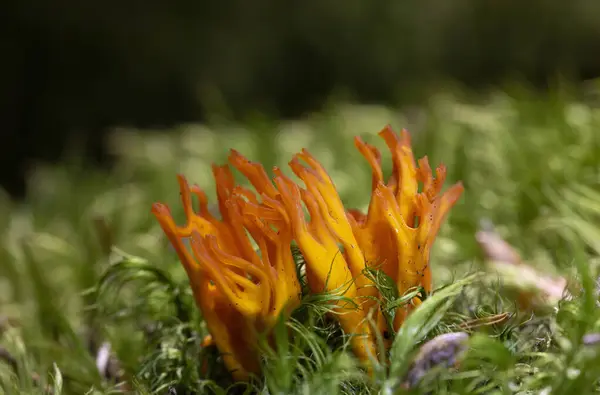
xmin=3 ymin=0 xmax=600 ymax=198
xmin=4 ymin=3 xmax=600 ymax=393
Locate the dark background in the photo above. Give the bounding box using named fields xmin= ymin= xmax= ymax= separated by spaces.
xmin=3 ymin=0 xmax=600 ymax=199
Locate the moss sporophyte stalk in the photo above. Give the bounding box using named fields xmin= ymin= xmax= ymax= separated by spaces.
xmin=152 ymin=126 xmax=464 ymax=381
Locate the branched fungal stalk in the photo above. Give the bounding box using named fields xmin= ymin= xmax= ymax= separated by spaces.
xmin=152 ymin=158 xmax=302 ymax=381
xmin=349 ymin=127 xmax=464 ymax=332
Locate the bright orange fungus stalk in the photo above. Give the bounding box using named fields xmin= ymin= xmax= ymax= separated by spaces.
xmin=349 ymin=126 xmax=464 ymax=333
xmin=151 ymin=125 xmax=463 ymax=381
xmin=152 ymin=157 xmax=302 ymax=381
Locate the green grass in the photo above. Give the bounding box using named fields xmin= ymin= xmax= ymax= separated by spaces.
xmin=3 ymin=89 xmax=600 ymax=394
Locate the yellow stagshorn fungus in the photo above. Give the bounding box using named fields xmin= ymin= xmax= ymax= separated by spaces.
xmin=152 ymin=125 xmax=463 ymax=381
xmin=152 ymin=156 xmax=302 ymax=381
xmin=349 ymin=126 xmax=464 ymax=331
xmin=272 ymin=164 xmax=380 ymax=365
